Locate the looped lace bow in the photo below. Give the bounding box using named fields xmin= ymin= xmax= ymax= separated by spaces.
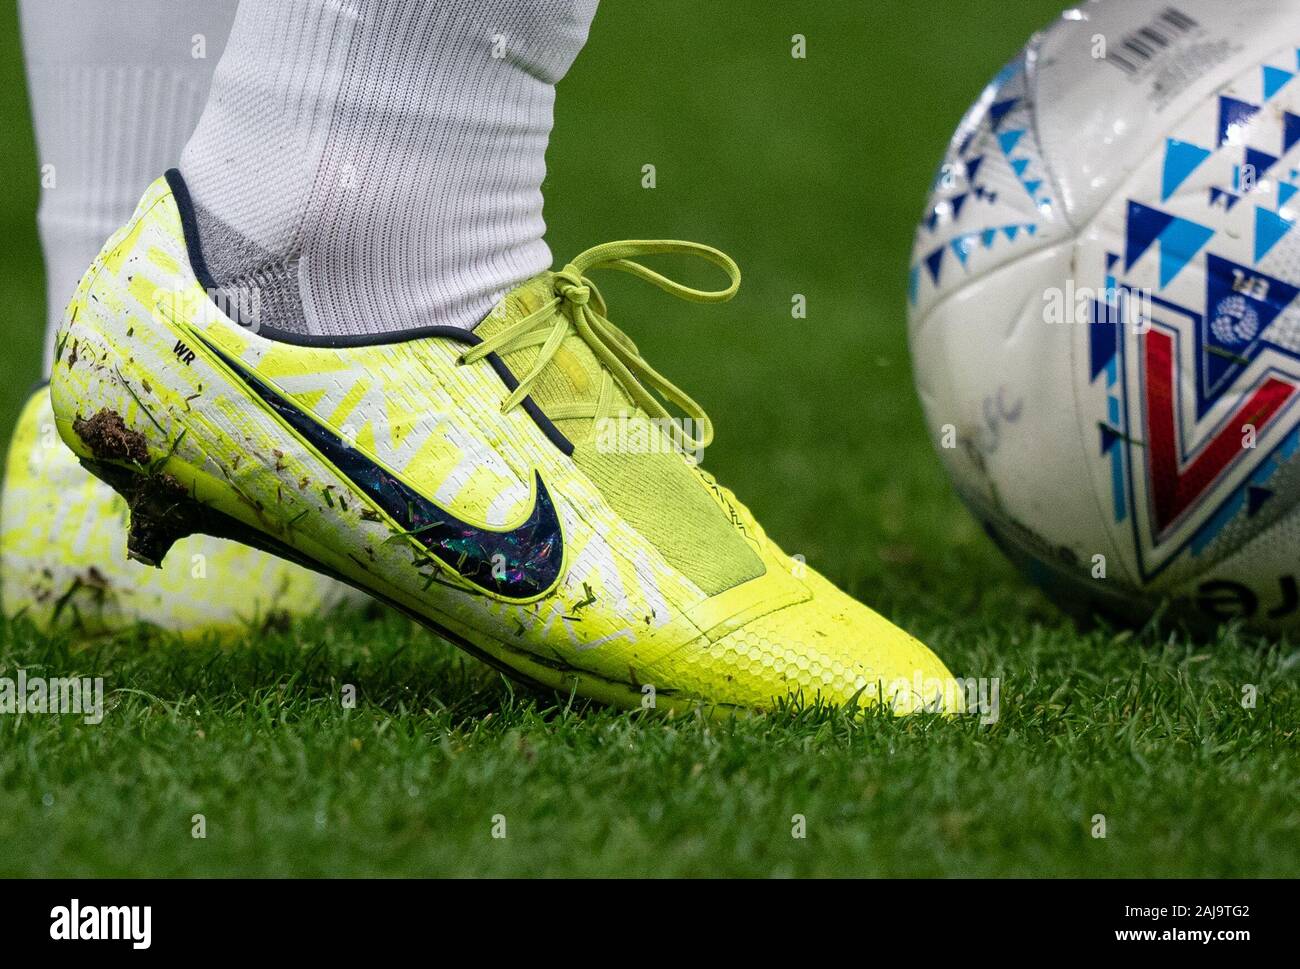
xmin=460 ymin=240 xmax=741 ymax=451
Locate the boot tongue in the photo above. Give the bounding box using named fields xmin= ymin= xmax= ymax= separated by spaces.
xmin=476 ymin=273 xmax=768 ymax=596
xmin=474 ymin=273 xmax=632 ymax=444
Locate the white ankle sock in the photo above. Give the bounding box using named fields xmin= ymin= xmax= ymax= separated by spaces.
xmin=180 ymin=0 xmax=598 ymax=339
xmin=20 ymin=0 xmax=237 ymax=375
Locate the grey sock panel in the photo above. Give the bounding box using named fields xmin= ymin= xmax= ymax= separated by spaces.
xmin=181 ymin=0 xmax=599 ymax=338
xmin=193 ymin=202 xmax=308 ymax=334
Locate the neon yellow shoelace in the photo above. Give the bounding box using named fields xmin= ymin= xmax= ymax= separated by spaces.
xmin=459 ymin=240 xmax=741 ymax=451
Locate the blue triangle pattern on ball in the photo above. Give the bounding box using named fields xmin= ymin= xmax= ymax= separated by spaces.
xmin=1218 ymin=96 xmax=1261 ymax=148
xmin=1263 ymin=65 xmax=1294 ymax=100
xmin=1161 ymin=139 xmax=1211 ymax=201
xmin=1124 ymin=201 xmax=1215 ymax=288
xmin=1254 ymin=206 xmax=1296 ymax=263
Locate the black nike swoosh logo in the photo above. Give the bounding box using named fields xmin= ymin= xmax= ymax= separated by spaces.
xmin=191 ymin=331 xmax=564 ymax=600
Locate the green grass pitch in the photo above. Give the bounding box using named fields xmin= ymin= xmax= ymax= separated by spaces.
xmin=0 ymin=1 xmax=1296 ymax=877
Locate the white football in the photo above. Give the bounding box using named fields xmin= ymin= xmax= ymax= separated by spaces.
xmin=909 ymin=0 xmax=1300 ymax=631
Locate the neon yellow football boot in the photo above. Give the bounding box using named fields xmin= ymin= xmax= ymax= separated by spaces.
xmin=1 ymin=384 xmax=365 ymax=636
xmin=47 ymin=171 xmax=960 ymax=713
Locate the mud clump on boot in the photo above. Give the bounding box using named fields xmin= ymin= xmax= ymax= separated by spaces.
xmin=72 ymin=408 xmax=202 ymax=568
xmin=73 ymin=409 xmax=150 ymax=465
xmin=123 ymin=471 xmax=197 ymax=567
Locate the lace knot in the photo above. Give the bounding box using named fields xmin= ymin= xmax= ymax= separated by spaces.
xmin=468 ymin=240 xmax=741 ymax=454
xmin=554 ymin=267 xmax=591 ymax=306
